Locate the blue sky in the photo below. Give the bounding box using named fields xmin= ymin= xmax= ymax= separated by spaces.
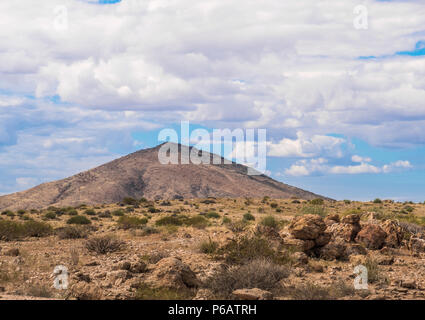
xmin=1 ymin=0 xmax=425 ymax=202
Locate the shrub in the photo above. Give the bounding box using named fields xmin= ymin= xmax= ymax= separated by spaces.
xmin=260 ymin=216 xmax=279 ymax=229
xmin=205 ymin=211 xmax=220 ymax=219
xmin=365 ymin=257 xmax=386 ymax=284
xmin=140 ymin=226 xmax=159 ymax=236
xmin=403 ymin=205 xmax=414 ymax=213
xmin=112 ymin=209 xmax=125 ymax=217
xmin=156 ymin=215 xmax=185 ymax=226
xmin=226 ymin=220 xmax=248 ymax=233
xmin=85 ymin=236 xmax=126 ymax=254
xmin=122 ymin=197 xmax=138 ymax=205
xmin=343 ymin=200 xmax=351 ymax=204
xmin=67 ymin=215 xmax=91 ymax=225
xmin=222 ymin=217 xmax=232 ymax=224
xmin=270 ymin=202 xmax=278 ymax=208
xmin=98 ymin=211 xmax=112 ymax=218
xmin=66 ymin=209 xmax=78 ymax=216
xmin=243 ymin=213 xmax=255 ymax=221
xmin=136 ymin=284 xmax=194 ymax=300
xmin=200 ymin=238 xmax=219 ymax=254
xmin=205 ymin=259 xmax=290 ymax=299
xmin=373 ymin=198 xmax=382 ymax=204
xmin=301 ymin=205 xmax=327 ymax=217
xmin=185 ymin=216 xmax=209 ymax=229
xmin=44 ymin=212 xmax=56 ymax=220
xmin=148 ymin=206 xmax=160 ymax=213
xmin=56 ymin=226 xmax=88 ymax=239
xmin=217 ymin=236 xmax=287 ymax=265
xmin=117 ymin=215 xmax=148 ymax=230
xmin=6 ymin=211 xmax=15 ymax=218
xmin=310 ymin=198 xmax=324 ymax=205
xmin=0 ymin=220 xmax=52 ymax=241
xmin=84 ymin=209 xmax=96 ymax=216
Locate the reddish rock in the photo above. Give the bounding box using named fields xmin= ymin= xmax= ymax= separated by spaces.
xmin=315 ymin=232 xmax=331 ymax=247
xmin=341 ymin=214 xmax=361 ymax=225
xmin=381 ymin=220 xmax=403 ymax=248
xmin=289 ymin=214 xmax=326 ymax=240
xmin=355 ymin=224 xmax=387 ymax=250
xmin=328 ymin=223 xmax=361 ymax=242
xmin=316 ymin=238 xmax=347 ymax=261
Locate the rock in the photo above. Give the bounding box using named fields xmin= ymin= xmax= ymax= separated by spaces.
xmin=107 ymin=270 xmax=131 ymax=283
xmin=289 ymin=214 xmax=326 ymax=240
xmin=409 ymin=237 xmax=425 ymax=253
xmin=401 ymin=280 xmax=416 ymax=289
xmin=328 ymin=222 xmax=361 ymax=242
xmin=119 ymin=261 xmax=131 ymax=271
xmin=293 ymin=252 xmax=309 ymax=265
xmin=324 ymin=214 xmax=340 ymax=226
xmin=355 ymin=224 xmax=387 ymax=250
xmin=341 ymin=214 xmax=361 ymax=225
xmin=284 ymin=236 xmax=315 ymax=252
xmin=316 ymin=239 xmax=347 ymax=261
xmin=232 ymin=288 xmax=273 ymax=300
xmin=84 ymin=261 xmax=100 ymax=267
xmin=70 ymin=282 xmax=102 ymax=300
xmin=373 ymin=254 xmax=394 ymax=266
xmin=381 ymin=220 xmax=403 ymax=248
xmin=193 ymin=289 xmax=215 ymax=300
xmin=346 ymin=243 xmax=368 ymax=256
xmin=130 ymin=261 xmax=147 ymax=273
xmin=314 ymin=232 xmax=331 ymax=247
xmin=4 ymin=248 xmax=20 ymax=257
xmin=350 ymin=254 xmax=366 ymax=265
xmin=76 ymin=272 xmax=91 ymax=283
xmin=147 ymin=257 xmax=200 ymax=290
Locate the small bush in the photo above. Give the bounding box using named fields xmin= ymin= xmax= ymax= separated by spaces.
xmin=222 ymin=217 xmax=232 ymax=224
xmin=0 ymin=220 xmax=52 ymax=241
xmin=66 ymin=209 xmax=78 ymax=216
xmin=373 ymin=198 xmax=382 ymax=204
xmin=260 ymin=216 xmax=279 ymax=229
xmin=98 ymin=211 xmax=112 ymax=218
xmin=365 ymin=257 xmax=385 ymax=284
xmin=310 ymin=198 xmax=324 ymax=205
xmin=226 ymin=220 xmax=248 ymax=233
xmin=206 ymin=258 xmax=290 ymax=299
xmin=122 ymin=197 xmax=138 ymax=205
xmin=205 ymin=211 xmax=220 ymax=219
xmin=67 ymin=215 xmax=91 ymax=225
xmin=44 ymin=212 xmax=56 ymax=220
xmin=85 ymin=236 xmax=126 ymax=254
xmin=140 ymin=226 xmax=159 ymax=236
xmin=156 ymin=215 xmax=185 ymax=226
xmin=301 ymin=205 xmax=327 ymax=217
xmin=243 ymin=213 xmax=255 ymax=221
xmin=84 ymin=209 xmax=96 ymax=216
xmin=200 ymin=238 xmax=219 ymax=254
xmin=217 ymin=236 xmax=288 ymax=265
xmin=148 ymin=206 xmax=160 ymax=213
xmin=117 ymin=215 xmax=148 ymax=230
xmin=56 ymin=226 xmax=88 ymax=239
xmin=185 ymin=216 xmax=208 ymax=229
xmin=270 ymin=202 xmax=278 ymax=208
xmin=112 ymin=209 xmax=125 ymax=217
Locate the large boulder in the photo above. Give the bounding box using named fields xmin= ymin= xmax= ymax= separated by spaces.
xmin=324 ymin=214 xmax=340 ymax=226
xmin=232 ymin=288 xmax=273 ymax=300
xmin=355 ymin=224 xmax=387 ymax=250
xmin=328 ymin=223 xmax=361 ymax=242
xmin=409 ymin=237 xmax=425 ymax=253
xmin=147 ymin=257 xmax=200 ymax=290
xmin=288 ymin=215 xmax=326 ymax=240
xmin=341 ymin=214 xmax=361 ymax=225
xmin=316 ymin=238 xmax=348 ymax=261
xmin=284 ymin=236 xmax=315 ymax=252
xmin=381 ymin=220 xmax=403 ymax=248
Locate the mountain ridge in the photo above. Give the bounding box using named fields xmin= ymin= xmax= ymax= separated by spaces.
xmin=0 ymin=143 xmax=329 ymax=210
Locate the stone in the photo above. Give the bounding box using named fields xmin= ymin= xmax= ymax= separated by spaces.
xmin=355 ymin=224 xmax=387 ymax=250
xmin=147 ymin=257 xmax=200 ymax=290
xmin=316 ymin=238 xmax=347 ymax=261
xmin=315 ymin=232 xmax=331 ymax=247
xmin=119 ymin=261 xmax=131 ymax=271
xmin=293 ymin=252 xmax=309 ymax=265
xmin=232 ymin=288 xmax=273 ymax=300
xmin=193 ymin=289 xmax=215 ymax=300
xmin=329 ymin=222 xmax=361 ymax=242
xmin=324 ymin=214 xmax=340 ymax=226
xmin=341 ymin=214 xmax=361 ymax=225
xmin=4 ymin=248 xmax=20 ymax=257
xmin=288 ymin=214 xmax=326 ymax=240
xmin=346 ymin=243 xmax=368 ymax=256
xmin=409 ymin=237 xmax=425 ymax=253
xmin=130 ymin=261 xmax=147 ymax=273
xmin=284 ymin=236 xmax=315 ymax=252
xmin=70 ymin=282 xmax=102 ymax=300
xmin=381 ymin=220 xmax=403 ymax=248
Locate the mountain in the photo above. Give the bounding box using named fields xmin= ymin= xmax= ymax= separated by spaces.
xmin=0 ymin=143 xmax=328 ymax=210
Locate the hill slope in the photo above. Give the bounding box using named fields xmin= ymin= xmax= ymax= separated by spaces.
xmin=0 ymin=143 xmax=328 ymax=210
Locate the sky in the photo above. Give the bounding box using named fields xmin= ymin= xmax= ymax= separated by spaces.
xmin=1 ymin=0 xmax=425 ymax=201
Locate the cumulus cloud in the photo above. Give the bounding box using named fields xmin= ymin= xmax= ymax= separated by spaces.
xmin=284 ymin=158 xmax=412 ymax=176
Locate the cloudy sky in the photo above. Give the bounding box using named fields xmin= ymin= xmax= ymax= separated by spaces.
xmin=1 ymin=0 xmax=425 ymax=201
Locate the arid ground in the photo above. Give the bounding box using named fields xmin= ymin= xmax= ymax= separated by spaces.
xmin=1 ymin=197 xmax=425 ymax=300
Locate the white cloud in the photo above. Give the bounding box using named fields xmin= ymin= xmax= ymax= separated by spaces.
xmin=285 ymin=158 xmax=412 ymax=176
xmin=351 ymin=155 xmax=372 ymax=163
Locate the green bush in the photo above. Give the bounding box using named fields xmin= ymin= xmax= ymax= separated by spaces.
xmin=260 ymin=215 xmax=279 ymax=229
xmin=310 ymin=198 xmax=324 ymax=205
xmin=84 ymin=209 xmax=96 ymax=216
xmin=44 ymin=212 xmax=56 ymax=220
xmin=0 ymin=220 xmax=52 ymax=241
xmin=185 ymin=216 xmax=209 ymax=229
xmin=117 ymin=215 xmax=148 ymax=229
xmin=156 ymin=215 xmax=185 ymax=226
xmin=56 ymin=226 xmax=88 ymax=239
xmin=122 ymin=197 xmax=138 ymax=205
xmin=112 ymin=209 xmax=125 ymax=217
xmin=67 ymin=215 xmax=91 ymax=225
xmin=148 ymin=206 xmax=160 ymax=213
xmin=200 ymin=238 xmax=219 ymax=254
xmin=373 ymin=198 xmax=382 ymax=204
xmin=243 ymin=213 xmax=255 ymax=221
xmin=222 ymin=217 xmax=232 ymax=224
xmin=301 ymin=205 xmax=327 ymax=217
xmin=270 ymin=203 xmax=278 ymax=208
xmin=206 ymin=211 xmax=220 ymax=219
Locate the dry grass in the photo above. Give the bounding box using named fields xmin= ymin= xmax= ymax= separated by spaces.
xmin=85 ymin=236 xmax=126 ymax=255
